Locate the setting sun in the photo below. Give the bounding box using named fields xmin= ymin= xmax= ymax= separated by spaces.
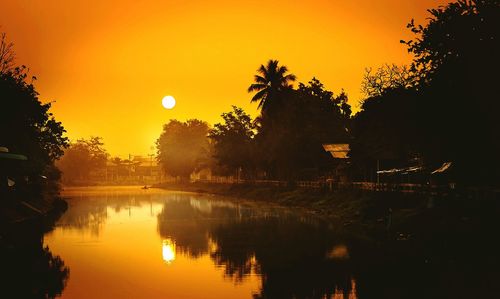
xmin=162 ymin=95 xmax=176 ymax=109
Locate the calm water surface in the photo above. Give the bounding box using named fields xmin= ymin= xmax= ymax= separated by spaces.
xmin=44 ymin=186 xmax=357 ymax=299
xmin=40 ymin=186 xmax=495 ymax=299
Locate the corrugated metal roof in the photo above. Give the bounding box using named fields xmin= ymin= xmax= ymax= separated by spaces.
xmin=431 ymin=162 xmax=452 ymax=174
xmin=322 ymin=144 xmax=350 ymax=159
xmin=0 ymin=152 xmax=28 ymax=160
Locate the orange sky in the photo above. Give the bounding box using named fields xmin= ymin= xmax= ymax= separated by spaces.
xmin=0 ymin=0 xmax=449 ymax=157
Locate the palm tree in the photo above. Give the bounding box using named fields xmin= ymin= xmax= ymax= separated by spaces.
xmin=248 ymin=59 xmax=296 ymax=112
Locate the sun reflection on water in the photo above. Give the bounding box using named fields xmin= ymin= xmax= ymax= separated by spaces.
xmin=162 ymin=239 xmax=176 ymax=264
xmin=326 ymin=244 xmax=350 ymax=260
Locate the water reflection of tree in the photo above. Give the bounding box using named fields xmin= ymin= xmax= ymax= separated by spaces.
xmin=156 ymin=195 xmax=240 ymax=258
xmin=58 ymin=199 xmax=108 ymax=235
xmin=209 ymin=217 xmax=355 ymax=298
xmin=156 ymin=195 xmax=356 ymax=298
xmin=1 ymin=234 xmax=69 ymax=298
xmin=58 ymin=192 xmax=158 ymax=235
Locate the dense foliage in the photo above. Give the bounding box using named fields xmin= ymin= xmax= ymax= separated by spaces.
xmin=208 ymin=106 xmax=256 ymax=177
xmin=0 ymin=33 xmax=68 ymax=180
xmin=252 ymin=77 xmax=351 ymax=179
xmin=351 ymin=0 xmax=500 ymax=186
xmin=56 ymin=137 xmax=108 ymax=183
xmin=156 ymin=119 xmax=210 ymax=180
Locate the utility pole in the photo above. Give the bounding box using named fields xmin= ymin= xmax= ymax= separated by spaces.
xmin=128 ymin=154 xmax=131 ymax=179
xmin=149 ymin=146 xmax=155 ymax=183
xmin=377 ymin=159 xmax=380 ymax=185
xmin=149 ymin=154 xmax=154 ymax=177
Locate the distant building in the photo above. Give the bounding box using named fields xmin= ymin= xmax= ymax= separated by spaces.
xmin=102 ymin=155 xmax=162 ymax=185
xmin=190 ymin=168 xmax=213 ymax=181
xmin=322 ymin=144 xmax=350 ymax=183
xmin=322 ymin=144 xmax=350 ymax=159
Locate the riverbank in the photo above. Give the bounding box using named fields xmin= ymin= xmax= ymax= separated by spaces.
xmin=152 ymin=182 xmax=455 ymax=230
xmin=0 ymin=192 xmax=69 ymax=298
xmin=0 ymin=190 xmax=68 ymax=244
xmin=154 ymin=181 xmax=500 ymax=267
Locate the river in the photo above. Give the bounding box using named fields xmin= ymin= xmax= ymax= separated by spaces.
xmin=35 ymin=186 xmax=494 ymax=298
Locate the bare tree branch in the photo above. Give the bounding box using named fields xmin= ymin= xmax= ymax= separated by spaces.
xmin=361 ymin=64 xmax=416 ymax=98
xmin=0 ymin=32 xmax=15 ymax=74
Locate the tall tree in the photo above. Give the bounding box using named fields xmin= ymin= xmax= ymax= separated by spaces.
xmin=402 ymin=0 xmax=500 ymax=185
xmin=254 ymin=77 xmax=351 ymax=180
xmin=402 ymin=0 xmax=499 ymax=85
xmin=208 ymin=106 xmax=256 ymax=177
xmin=156 ymin=119 xmax=210 ymax=180
xmin=351 ymin=0 xmax=499 ymax=185
xmin=350 ymin=63 xmax=422 ymax=179
xmin=247 ymin=59 xmax=296 ymax=114
xmin=350 ymin=87 xmax=422 ymax=181
xmin=0 ymin=32 xmax=68 ymax=181
xmin=57 ymin=137 xmax=108 ymax=183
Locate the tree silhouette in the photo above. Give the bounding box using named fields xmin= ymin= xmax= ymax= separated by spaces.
xmin=247 ymin=59 xmax=296 ymax=113
xmin=350 ymin=87 xmax=422 ymax=181
xmin=0 ymin=32 xmax=15 ymax=74
xmin=402 ymin=0 xmax=499 ymax=85
xmin=156 ymin=119 xmax=210 ymax=181
xmin=402 ymin=0 xmax=500 ymax=185
xmin=0 ymin=32 xmax=68 ymax=183
xmin=253 ymin=77 xmax=351 ymax=180
xmin=350 ymin=0 xmax=500 ymax=186
xmin=208 ymin=106 xmax=256 ymax=178
xmin=360 ymin=64 xmax=415 ymax=98
xmin=56 ymin=137 xmax=108 ymax=184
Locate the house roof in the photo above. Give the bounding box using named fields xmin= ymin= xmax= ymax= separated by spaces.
xmin=322 ymin=144 xmax=350 ymax=159
xmin=431 ymin=162 xmax=452 ymax=174
xmin=0 ymin=148 xmax=28 ymax=160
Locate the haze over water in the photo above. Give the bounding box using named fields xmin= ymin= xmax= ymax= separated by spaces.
xmin=39 ymin=186 xmax=496 ymax=299
xmin=44 ymin=187 xmax=260 ymax=298
xmin=44 ymin=187 xmax=356 ymax=298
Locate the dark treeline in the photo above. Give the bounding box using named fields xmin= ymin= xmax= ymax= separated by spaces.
xmin=0 ymin=32 xmax=68 ymax=196
xmin=157 ymin=0 xmax=499 ymax=188
xmin=0 ymin=33 xmax=110 ymax=188
xmin=212 ymin=75 xmax=351 ymax=181
xmin=0 ymin=32 xmax=69 ymax=299
xmin=56 ymin=136 xmax=161 ymax=185
xmin=56 ymin=136 xmax=108 ymax=184
xmin=156 ymin=62 xmax=352 ymax=181
xmin=352 ymin=0 xmax=500 ymax=187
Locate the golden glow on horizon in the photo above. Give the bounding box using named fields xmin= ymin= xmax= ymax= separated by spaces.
xmin=0 ymin=0 xmax=450 ymax=156
xmin=162 ymin=239 xmax=176 ymax=264
xmin=162 ymin=95 xmax=176 ymax=109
